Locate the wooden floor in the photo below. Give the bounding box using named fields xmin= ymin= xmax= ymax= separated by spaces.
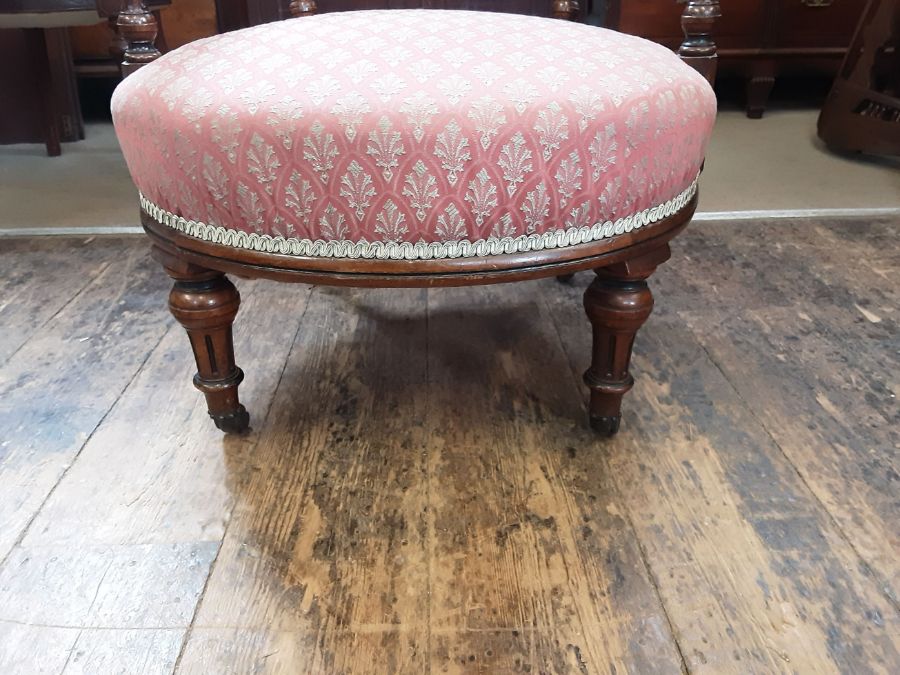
xmin=0 ymin=218 xmax=897 ymax=674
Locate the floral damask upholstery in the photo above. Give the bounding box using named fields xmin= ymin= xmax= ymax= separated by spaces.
xmin=112 ymin=10 xmax=717 ymax=260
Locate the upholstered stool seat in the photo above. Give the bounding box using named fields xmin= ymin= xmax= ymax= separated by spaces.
xmin=113 ymin=10 xmax=715 ymax=261
xmin=112 ymin=3 xmax=721 ymax=435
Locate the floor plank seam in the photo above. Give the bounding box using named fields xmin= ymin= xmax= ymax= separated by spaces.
xmin=0 ymin=618 xmax=188 ymax=631
xmin=424 ymin=289 xmax=434 ymax=675
xmin=695 ymin=339 xmax=900 ymax=614
xmin=56 ymin=628 xmax=82 ymax=675
xmin=170 ymin=540 xmax=225 ymax=674
xmin=618 ymin=503 xmax=692 ymax=675
xmin=172 ymin=283 xmax=314 ymax=674
xmin=0 ymin=259 xmax=112 ymax=369
xmin=0 ymin=325 xmax=171 ymax=572
xmin=538 ymin=282 xmax=692 ymax=674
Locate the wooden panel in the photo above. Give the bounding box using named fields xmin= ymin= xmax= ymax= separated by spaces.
xmin=223 ymin=0 xmax=561 ymax=28
xmin=3 ymin=0 xmax=96 ymax=12
xmin=615 ymin=0 xmax=767 ymax=50
xmin=161 ymin=0 xmax=217 ymax=49
xmin=775 ymin=0 xmax=865 ymax=49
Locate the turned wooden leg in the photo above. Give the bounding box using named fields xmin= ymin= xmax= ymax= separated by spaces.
xmin=582 ymin=246 xmax=670 ymax=435
xmin=153 ymin=248 xmax=249 ymax=433
xmin=117 ymin=0 xmax=162 ymax=76
xmin=552 ymin=1 xmax=580 ymax=21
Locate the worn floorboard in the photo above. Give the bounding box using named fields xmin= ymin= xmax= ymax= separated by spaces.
xmin=0 ymin=240 xmax=172 ymax=563
xmin=0 ymin=237 xmax=120 ymax=364
xmin=0 ymin=220 xmax=897 ymax=674
xmin=658 ymin=219 xmax=899 ymax=599
xmin=178 ymin=287 xmax=432 ymax=674
xmin=425 ymin=285 xmax=683 ymax=674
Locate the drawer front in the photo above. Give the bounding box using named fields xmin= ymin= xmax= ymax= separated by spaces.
xmin=244 ymin=0 xmax=556 ymax=25
xmin=776 ymin=0 xmax=866 ymax=48
xmin=317 ymin=0 xmax=553 ymax=15
xmin=616 ymin=0 xmax=767 ymax=50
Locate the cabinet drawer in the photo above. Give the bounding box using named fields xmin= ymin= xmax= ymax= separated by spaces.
xmin=615 ymin=0 xmax=767 ymax=50
xmin=776 ymin=0 xmax=865 ymax=48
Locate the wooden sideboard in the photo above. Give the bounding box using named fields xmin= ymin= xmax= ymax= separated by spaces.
xmin=603 ymin=0 xmax=867 ymax=118
xmin=214 ymin=0 xmax=582 ymax=32
xmin=214 ymin=0 xmax=865 ymax=117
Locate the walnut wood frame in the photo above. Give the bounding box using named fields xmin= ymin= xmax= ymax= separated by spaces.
xmin=121 ymin=0 xmax=719 ymax=436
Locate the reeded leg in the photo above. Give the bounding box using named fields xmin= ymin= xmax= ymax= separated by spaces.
xmin=153 ymin=248 xmax=250 ymax=434
xmin=582 ymin=246 xmax=670 ymax=435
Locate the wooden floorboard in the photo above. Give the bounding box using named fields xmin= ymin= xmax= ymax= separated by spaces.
xmin=0 ymin=239 xmax=172 ymax=563
xmin=425 ymin=285 xmax=683 ymax=674
xmin=0 ymin=237 xmax=121 ymax=364
xmin=0 ymin=220 xmax=897 ymax=674
xmin=658 ymin=219 xmax=899 ymax=599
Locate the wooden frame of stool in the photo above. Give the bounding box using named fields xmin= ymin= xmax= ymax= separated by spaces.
xmin=118 ymin=0 xmax=721 ymax=436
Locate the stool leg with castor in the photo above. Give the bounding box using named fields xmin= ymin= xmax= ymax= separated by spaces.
xmin=154 ymin=248 xmax=250 ymax=434
xmin=582 ymin=245 xmax=669 ymax=435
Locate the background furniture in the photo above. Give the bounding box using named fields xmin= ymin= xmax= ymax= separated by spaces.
xmin=603 ymin=0 xmax=866 ymax=118
xmin=818 ymin=0 xmax=900 ymax=155
xmin=0 ymin=0 xmax=169 ymax=155
xmin=213 ymin=0 xmax=583 ymax=30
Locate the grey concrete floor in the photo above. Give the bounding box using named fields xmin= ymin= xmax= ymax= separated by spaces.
xmin=0 ymin=110 xmax=898 ymax=232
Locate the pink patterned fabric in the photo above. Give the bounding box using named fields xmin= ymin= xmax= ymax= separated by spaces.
xmin=112 ymin=10 xmax=716 ymax=254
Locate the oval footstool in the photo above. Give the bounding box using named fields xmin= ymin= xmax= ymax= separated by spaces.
xmin=111 ymin=4 xmax=719 ymax=435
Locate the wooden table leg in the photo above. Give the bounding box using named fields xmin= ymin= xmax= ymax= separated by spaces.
xmin=582 ymin=245 xmax=671 ymax=435
xmin=26 ymin=28 xmax=61 ymax=157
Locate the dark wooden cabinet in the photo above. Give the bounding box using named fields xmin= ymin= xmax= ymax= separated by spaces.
xmin=215 ymin=0 xmax=581 ymax=32
xmin=0 ymin=0 xmax=171 ymax=154
xmin=605 ymin=0 xmax=868 ymax=117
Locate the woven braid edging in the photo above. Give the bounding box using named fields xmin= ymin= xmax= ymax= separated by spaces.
xmin=141 ymin=175 xmax=698 ymax=261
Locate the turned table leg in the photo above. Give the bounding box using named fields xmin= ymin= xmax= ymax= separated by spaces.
xmin=582 ymin=245 xmax=670 ymax=435
xmin=153 ymin=248 xmax=250 ymax=433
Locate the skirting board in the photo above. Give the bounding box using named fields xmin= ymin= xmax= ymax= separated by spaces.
xmin=1 ymin=207 xmax=899 ymax=238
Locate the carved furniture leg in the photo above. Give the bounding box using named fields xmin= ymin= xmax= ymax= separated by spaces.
xmin=679 ymin=0 xmax=722 ymax=85
xmin=583 ymin=245 xmax=670 ymax=435
xmin=153 ymin=248 xmax=250 ymax=433
xmin=117 ymin=0 xmax=162 ymax=76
